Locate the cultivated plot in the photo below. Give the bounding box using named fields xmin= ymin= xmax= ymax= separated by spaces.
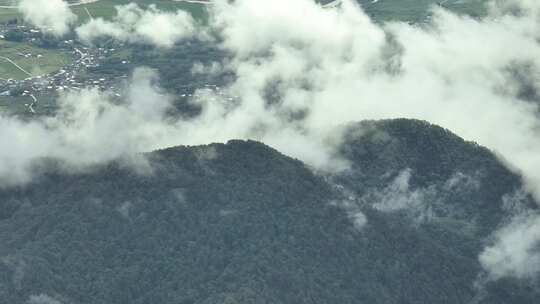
xmin=0 ymin=40 xmax=71 ymax=80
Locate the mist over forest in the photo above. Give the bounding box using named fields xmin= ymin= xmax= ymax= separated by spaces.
xmin=1 ymin=0 xmax=540 ymax=303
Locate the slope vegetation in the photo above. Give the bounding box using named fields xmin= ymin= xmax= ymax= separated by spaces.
xmin=0 ymin=119 xmax=537 ymax=304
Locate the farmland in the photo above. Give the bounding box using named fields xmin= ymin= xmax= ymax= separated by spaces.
xmin=0 ymin=0 xmax=489 ymax=112
xmin=0 ymin=0 xmax=207 ymax=80
xmin=0 ymin=0 xmax=208 ymax=23
xmin=356 ymin=0 xmax=488 ymax=22
xmin=0 ymin=39 xmax=71 ymax=80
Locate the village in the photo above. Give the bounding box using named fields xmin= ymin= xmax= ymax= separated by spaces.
xmin=0 ymin=22 xmax=130 ymax=113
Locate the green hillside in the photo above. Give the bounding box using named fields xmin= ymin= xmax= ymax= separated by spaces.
xmin=0 ymin=119 xmax=536 ymax=304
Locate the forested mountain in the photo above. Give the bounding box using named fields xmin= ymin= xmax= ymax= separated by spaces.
xmin=0 ymin=119 xmax=537 ymax=304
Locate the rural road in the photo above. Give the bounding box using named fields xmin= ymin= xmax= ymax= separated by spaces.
xmin=0 ymin=56 xmax=33 ymax=77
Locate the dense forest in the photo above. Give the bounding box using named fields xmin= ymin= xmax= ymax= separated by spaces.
xmin=0 ymin=119 xmax=538 ymax=304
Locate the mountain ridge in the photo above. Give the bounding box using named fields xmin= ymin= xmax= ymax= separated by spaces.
xmin=0 ymin=118 xmax=538 ymax=304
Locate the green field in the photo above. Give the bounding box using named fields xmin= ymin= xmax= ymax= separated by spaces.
xmin=0 ymin=0 xmax=208 ymax=23
xmin=0 ymin=40 xmax=71 ymax=80
xmin=0 ymin=0 xmax=206 ymax=79
xmin=71 ymin=0 xmax=208 ymax=23
xmin=357 ymin=0 xmax=488 ymax=22
xmin=0 ymin=0 xmax=488 ymax=24
xmin=0 ymin=0 xmax=487 ymax=80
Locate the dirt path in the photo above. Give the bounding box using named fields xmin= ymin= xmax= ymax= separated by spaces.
xmin=0 ymin=56 xmax=33 ymax=77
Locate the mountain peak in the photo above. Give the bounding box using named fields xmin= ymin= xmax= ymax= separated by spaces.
xmin=0 ymin=119 xmax=537 ymax=304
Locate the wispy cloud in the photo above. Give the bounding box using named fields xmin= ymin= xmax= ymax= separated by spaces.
xmin=4 ymin=0 xmax=540 ymax=205
xmin=76 ymin=4 xmax=197 ymax=48
xmin=0 ymin=68 xmax=172 ymax=185
xmin=4 ymin=0 xmax=540 ymax=291
xmin=478 ymin=190 xmax=540 ymax=281
xmin=479 ymin=212 xmax=540 ymax=280
xmin=27 ymin=294 xmax=62 ymax=304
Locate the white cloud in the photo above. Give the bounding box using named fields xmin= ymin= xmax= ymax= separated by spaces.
xmin=117 ymin=201 xmax=133 ymax=218
xmin=4 ymin=0 xmax=540 ymax=284
xmin=368 ymin=169 xmax=428 ymax=212
xmin=444 ymin=172 xmax=481 ymax=192
xmin=359 ymin=169 xmax=436 ymax=224
xmin=479 ymin=212 xmax=540 ymax=280
xmin=27 ymin=294 xmax=62 ymax=304
xmin=198 ymin=0 xmax=540 ymax=201
xmin=76 ymin=4 xmax=197 ymax=48
xmin=18 ymin=0 xmax=77 ymax=36
xmin=330 ymin=169 xmax=482 ymax=230
xmin=329 ymin=184 xmax=368 ymax=231
xmin=4 ymin=0 xmax=540 ymax=198
xmin=0 ymin=68 xmax=175 ymax=186
xmin=351 ymin=212 xmax=368 ymax=230
xmin=3 ymin=0 xmax=540 ymax=199
xmin=477 ymin=190 xmax=540 ymax=282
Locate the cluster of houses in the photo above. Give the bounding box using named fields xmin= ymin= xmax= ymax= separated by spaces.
xmin=0 ymin=24 xmax=131 ymax=113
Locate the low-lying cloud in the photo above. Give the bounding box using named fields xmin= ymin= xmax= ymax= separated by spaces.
xmin=202 ymin=0 xmax=540 ymax=202
xmin=479 ymin=212 xmax=540 ymax=281
xmin=3 ymin=0 xmax=540 ymax=283
xmin=6 ymin=0 xmax=540 ymax=198
xmin=0 ymin=68 xmax=174 ymax=186
xmin=76 ymin=3 xmax=197 ymax=48
xmin=368 ymin=169 xmax=428 ymax=213
xmin=478 ymin=190 xmax=540 ymax=281
xmin=18 ymin=0 xmax=77 ymax=36
xmin=27 ymin=294 xmax=62 ymax=304
xmin=330 ymin=169 xmax=482 ymax=231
